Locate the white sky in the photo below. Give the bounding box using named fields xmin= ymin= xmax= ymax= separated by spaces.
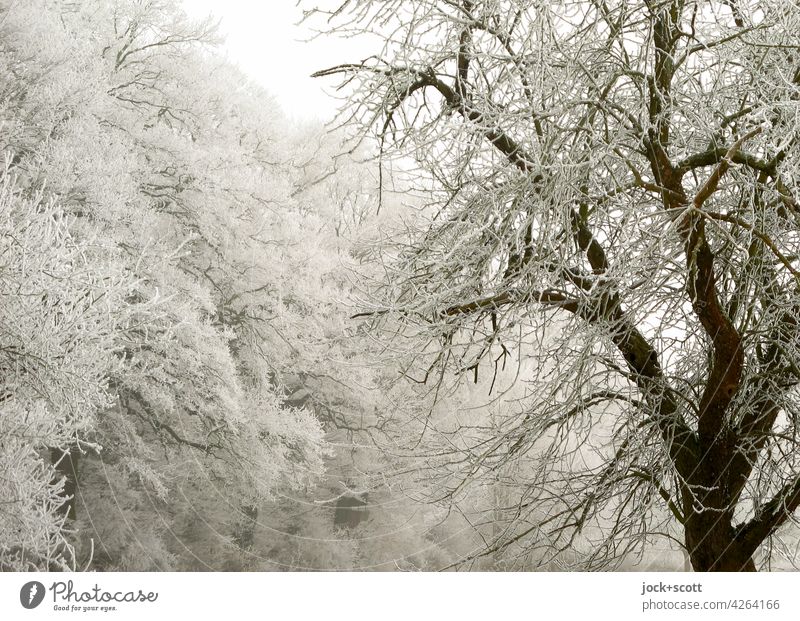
xmin=181 ymin=1 xmax=369 ymax=122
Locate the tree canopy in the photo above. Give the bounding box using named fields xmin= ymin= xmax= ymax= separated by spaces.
xmin=311 ymin=0 xmax=800 ymax=571
xmin=0 ymin=0 xmax=334 ymax=569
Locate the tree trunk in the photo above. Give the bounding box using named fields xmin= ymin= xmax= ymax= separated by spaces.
xmin=685 ymin=515 xmax=756 ymax=571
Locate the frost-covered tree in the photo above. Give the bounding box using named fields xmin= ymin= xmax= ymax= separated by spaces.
xmin=0 ymin=166 xmax=145 ymax=569
xmin=0 ymin=0 xmax=330 ymax=569
xmin=312 ymin=0 xmax=800 ymax=570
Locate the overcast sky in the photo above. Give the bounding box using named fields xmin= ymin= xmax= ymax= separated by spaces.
xmin=180 ymin=1 xmax=369 ymax=122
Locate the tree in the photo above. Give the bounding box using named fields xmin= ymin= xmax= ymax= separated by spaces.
xmin=311 ymin=0 xmax=800 ymax=570
xmin=0 ymin=165 xmax=145 ymax=569
xmin=1 ymin=0 xmax=331 ymax=569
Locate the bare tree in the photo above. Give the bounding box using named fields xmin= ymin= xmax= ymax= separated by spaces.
xmin=312 ymin=0 xmax=800 ymax=570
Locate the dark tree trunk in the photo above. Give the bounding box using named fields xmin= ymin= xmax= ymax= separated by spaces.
xmin=685 ymin=515 xmax=756 ymax=571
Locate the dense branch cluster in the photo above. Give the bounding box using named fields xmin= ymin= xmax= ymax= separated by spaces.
xmin=312 ymin=0 xmax=800 ymax=570
xmin=0 ymin=0 xmax=345 ymax=570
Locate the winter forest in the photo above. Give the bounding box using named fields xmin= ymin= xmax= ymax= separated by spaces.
xmin=2 ymin=0 xmax=800 ymax=573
